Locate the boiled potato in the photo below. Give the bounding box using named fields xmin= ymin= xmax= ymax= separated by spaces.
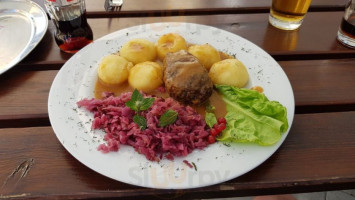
xmin=128 ymin=61 xmax=163 ymax=92
xmin=97 ymin=54 xmax=133 ymax=86
xmin=120 ymin=39 xmax=157 ymax=64
xmin=209 ymin=59 xmax=249 ymax=88
xmin=188 ymin=44 xmax=221 ymax=70
xmin=156 ymin=33 xmax=187 ymax=60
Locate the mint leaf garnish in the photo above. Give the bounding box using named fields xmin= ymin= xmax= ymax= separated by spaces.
xmin=159 ymin=110 xmax=178 ymax=127
xmin=126 ymin=89 xmax=155 ymax=130
xmin=131 ymin=89 xmax=143 ymax=101
xmin=125 ymin=100 xmax=137 ymax=111
xmin=140 ymin=98 xmax=155 ymax=111
xmin=125 ymin=89 xmax=142 ymax=111
xmin=125 ymin=89 xmax=154 ymax=112
xmin=133 ymin=114 xmax=147 ymax=130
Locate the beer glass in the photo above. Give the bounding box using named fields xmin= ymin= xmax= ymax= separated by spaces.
xmin=269 ymin=0 xmax=312 ymax=30
xmin=44 ymin=0 xmax=93 ymax=53
xmin=337 ymin=0 xmax=355 ymax=48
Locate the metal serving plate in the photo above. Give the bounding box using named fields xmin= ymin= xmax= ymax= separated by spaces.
xmin=0 ymin=0 xmax=48 ymax=75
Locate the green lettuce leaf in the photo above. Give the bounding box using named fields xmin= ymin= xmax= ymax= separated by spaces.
xmin=215 ymin=85 xmax=288 ymax=145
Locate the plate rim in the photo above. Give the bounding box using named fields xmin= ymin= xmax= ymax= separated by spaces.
xmin=48 ymin=22 xmax=295 ymax=189
xmin=0 ymin=0 xmax=48 ymax=75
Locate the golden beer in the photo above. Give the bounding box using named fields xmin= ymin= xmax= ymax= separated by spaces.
xmin=269 ymin=0 xmax=312 ymax=30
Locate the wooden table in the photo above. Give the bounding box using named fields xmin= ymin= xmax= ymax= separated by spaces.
xmin=1 ymin=0 xmax=355 ymax=199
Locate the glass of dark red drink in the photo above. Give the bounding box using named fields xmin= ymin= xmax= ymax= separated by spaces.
xmin=44 ymin=0 xmax=93 ymax=53
xmin=338 ymin=0 xmax=355 ymax=48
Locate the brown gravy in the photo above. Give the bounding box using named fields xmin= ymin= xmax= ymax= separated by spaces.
xmin=94 ymin=49 xmax=233 ymax=119
xmin=94 ymin=81 xmax=227 ymax=119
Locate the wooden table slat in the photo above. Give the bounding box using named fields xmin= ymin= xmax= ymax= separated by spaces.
xmin=0 ymin=111 xmax=354 ymax=199
xmin=1 ymin=58 xmax=355 ymax=127
xmin=31 ymin=0 xmax=348 ymax=16
xmin=2 ymin=1 xmax=355 ymax=198
xmin=19 ymin=12 xmax=355 ymax=69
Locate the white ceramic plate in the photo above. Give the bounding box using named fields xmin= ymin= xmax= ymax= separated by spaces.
xmin=0 ymin=0 xmax=48 ymax=75
xmin=48 ymin=22 xmax=295 ymax=189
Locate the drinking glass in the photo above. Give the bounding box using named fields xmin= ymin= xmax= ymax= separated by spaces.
xmin=44 ymin=0 xmax=93 ymax=53
xmin=269 ymin=0 xmax=312 ymax=30
xmin=337 ymin=0 xmax=355 ymax=48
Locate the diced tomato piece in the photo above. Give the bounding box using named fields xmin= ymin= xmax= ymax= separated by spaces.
xmin=218 ymin=123 xmax=226 ymax=131
xmin=208 ymin=135 xmax=216 ymax=144
xmin=214 ymin=124 xmax=223 ymax=133
xmin=218 ymin=117 xmax=226 ymax=124
xmin=210 ymin=128 xmax=218 ymax=137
